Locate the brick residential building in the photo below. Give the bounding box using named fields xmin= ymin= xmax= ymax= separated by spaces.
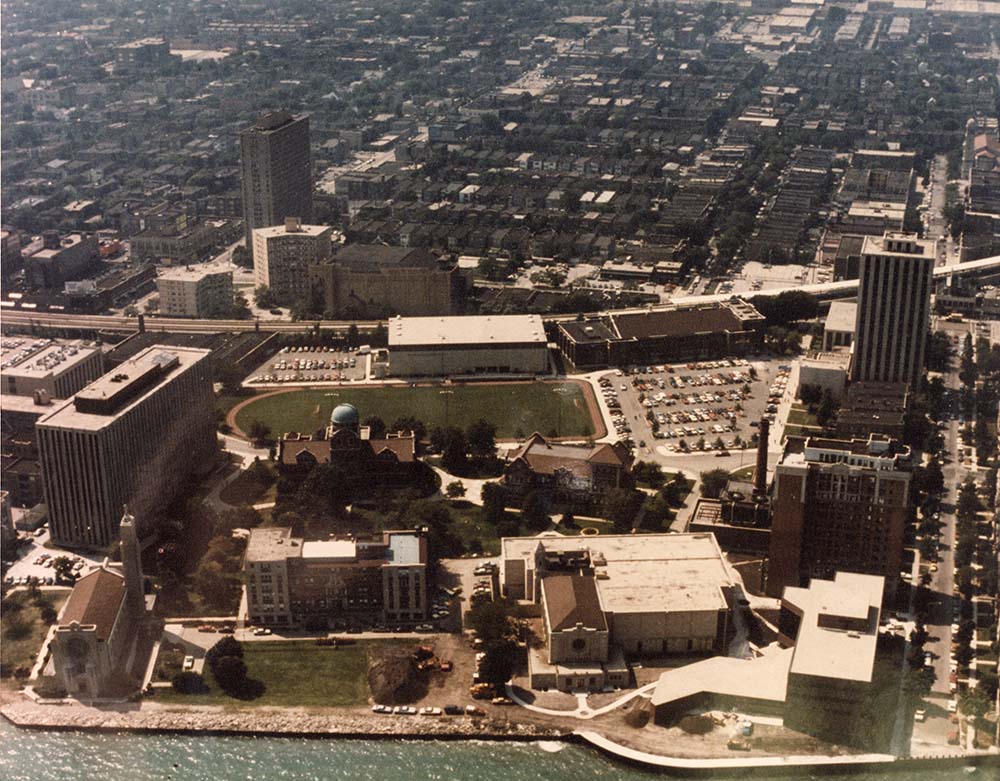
xmin=766 ymin=434 xmax=911 ymax=598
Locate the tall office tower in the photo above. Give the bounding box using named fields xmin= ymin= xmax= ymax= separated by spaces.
xmin=239 ymin=111 xmax=313 ymax=246
xmin=766 ymin=434 xmax=912 ymax=599
xmin=37 ymin=346 xmax=215 ymax=549
xmin=851 ymin=231 xmax=934 ymax=387
xmin=252 ymin=218 xmax=332 ymax=306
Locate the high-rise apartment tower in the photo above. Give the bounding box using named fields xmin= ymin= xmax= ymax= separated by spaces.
xmin=239 ymin=111 xmax=313 ymax=246
xmin=851 ymin=231 xmax=934 ymax=387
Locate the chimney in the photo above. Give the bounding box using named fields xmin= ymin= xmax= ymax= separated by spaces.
xmin=754 ymin=417 xmax=769 ymax=497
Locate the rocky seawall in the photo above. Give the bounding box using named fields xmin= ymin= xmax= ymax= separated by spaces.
xmin=0 ymin=699 xmax=564 ymax=742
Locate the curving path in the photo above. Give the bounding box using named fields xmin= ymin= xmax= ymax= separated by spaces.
xmin=505 ymin=680 xmax=657 ymax=721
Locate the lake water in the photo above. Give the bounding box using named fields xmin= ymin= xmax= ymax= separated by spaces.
xmin=0 ymin=720 xmax=981 ymax=780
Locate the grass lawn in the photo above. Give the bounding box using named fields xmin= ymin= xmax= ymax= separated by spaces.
xmin=729 ymin=465 xmax=755 ymax=481
xmin=218 ymin=466 xmax=277 ymax=507
xmin=234 ymin=381 xmax=597 ymax=440
xmin=157 ymin=640 xmax=387 ymax=707
xmin=217 ymin=394 xmax=248 ymax=420
xmin=786 ymin=405 xmax=819 ymax=427
xmin=447 ymin=501 xmax=505 ymax=555
xmin=1 ymin=590 xmax=69 ymax=678
xmin=573 ymin=517 xmax=618 ymax=535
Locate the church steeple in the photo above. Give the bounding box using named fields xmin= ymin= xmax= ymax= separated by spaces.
xmin=119 ymin=508 xmax=144 ymax=617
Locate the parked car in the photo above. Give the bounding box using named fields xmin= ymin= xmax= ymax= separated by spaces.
xmin=371 ymin=704 xmax=392 ymax=714
xmin=182 ymin=656 xmax=195 ymax=671
xmin=253 ymin=628 xmax=273 ymax=636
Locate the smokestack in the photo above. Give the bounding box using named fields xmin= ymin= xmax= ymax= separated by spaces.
xmin=754 ymin=417 xmax=769 ymax=497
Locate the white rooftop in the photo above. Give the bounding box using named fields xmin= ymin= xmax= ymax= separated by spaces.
xmin=302 ymin=539 xmax=357 ymax=561
xmin=0 ymin=338 xmax=99 ymax=384
xmin=824 ymin=300 xmax=857 ymax=334
xmin=387 ymin=532 xmax=423 ymax=566
xmin=503 ymin=533 xmax=732 ymax=613
xmin=158 ymin=261 xmax=233 ymax=282
xmin=785 ymin=572 xmax=884 ymax=683
xmin=388 ymin=314 xmax=547 ymax=348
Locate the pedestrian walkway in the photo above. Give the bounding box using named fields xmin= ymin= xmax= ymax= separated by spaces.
xmin=505 ymin=680 xmax=658 ymax=720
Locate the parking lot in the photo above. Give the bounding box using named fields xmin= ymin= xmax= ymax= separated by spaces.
xmin=3 ymin=527 xmax=103 ymax=587
xmin=596 ymin=357 xmax=790 ymax=455
xmin=246 ymin=346 xmax=368 ymax=387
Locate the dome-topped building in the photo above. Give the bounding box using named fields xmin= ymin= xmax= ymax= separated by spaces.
xmin=330 ymin=403 xmax=360 ymax=431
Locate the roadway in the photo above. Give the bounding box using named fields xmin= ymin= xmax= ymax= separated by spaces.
xmin=4 ymin=256 xmax=1000 ymax=335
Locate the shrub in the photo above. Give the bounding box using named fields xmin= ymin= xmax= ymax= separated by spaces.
xmin=33 ymin=678 xmax=67 ymax=699
xmin=678 ymin=714 xmax=714 ymax=735
xmin=171 ymin=671 xmax=208 ymax=694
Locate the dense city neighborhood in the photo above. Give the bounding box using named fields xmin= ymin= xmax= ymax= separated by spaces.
xmin=1 ymin=0 xmax=1000 ymax=777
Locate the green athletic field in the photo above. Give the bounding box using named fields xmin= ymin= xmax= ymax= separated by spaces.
xmin=233 ymin=381 xmax=598 ymax=440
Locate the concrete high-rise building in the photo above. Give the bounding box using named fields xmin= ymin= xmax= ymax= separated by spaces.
xmin=37 ymin=346 xmax=215 ymax=549
xmin=252 ymin=218 xmax=331 ymax=306
xmin=156 ymin=261 xmax=234 ymax=317
xmin=851 ymin=231 xmax=934 ymax=387
xmin=767 ymin=434 xmax=911 ymax=599
xmin=239 ymin=111 xmax=313 ymax=246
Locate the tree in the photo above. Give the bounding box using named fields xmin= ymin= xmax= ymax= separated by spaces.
xmin=521 ymin=491 xmax=550 ymax=531
xmin=699 ymin=468 xmax=730 ymax=499
xmin=815 ymin=389 xmax=837 ymax=428
xmin=52 ymin=557 xmax=75 ymax=582
xmin=466 ymin=419 xmax=497 ymax=461
xmin=247 ymin=419 xmax=271 ymax=446
xmin=445 ymin=481 xmax=466 ymax=499
xmin=254 ymin=285 xmax=276 ymax=309
xmin=231 ymin=245 xmax=251 ymax=267
xmin=212 ymin=655 xmax=248 ymax=694
xmin=481 ymin=482 xmax=508 ymax=524
xmin=959 ymin=688 xmax=991 ymax=720
xmin=390 ymin=416 xmax=427 ymax=441
xmin=633 ymin=460 xmax=665 ymax=488
xmin=466 ymin=600 xmax=511 ymax=643
xmin=479 ymin=639 xmax=518 ymax=687
xmin=602 ymin=488 xmax=643 ymax=531
xmin=39 ymin=605 xmax=58 ymax=625
xmin=440 ymin=428 xmax=468 ymax=474
xmin=925 ymin=331 xmax=954 ymax=373
xmin=363 ymin=416 xmax=386 ymax=439
xmin=347 ymin=323 xmax=360 ymax=346
xmin=750 ymin=290 xmax=819 ymax=326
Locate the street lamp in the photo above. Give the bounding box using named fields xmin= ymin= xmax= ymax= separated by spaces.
xmin=439 ymin=390 xmax=454 ymax=426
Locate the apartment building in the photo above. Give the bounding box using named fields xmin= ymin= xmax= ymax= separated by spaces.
xmin=239 ymin=111 xmax=314 ymax=246
xmin=767 ymin=434 xmax=911 ymax=598
xmin=252 ymin=218 xmax=331 ymax=306
xmin=156 ymin=262 xmax=234 ymax=317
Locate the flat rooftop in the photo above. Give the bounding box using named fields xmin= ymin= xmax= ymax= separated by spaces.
xmin=302 ymin=539 xmax=357 ymax=561
xmin=785 ymin=572 xmax=883 ymax=682
xmin=651 ymin=646 xmax=793 ymax=708
xmin=158 ymin=261 xmax=233 ymax=282
xmin=0 ymin=338 xmax=99 ymax=384
xmin=246 ymin=527 xmax=301 ymax=562
xmin=36 ymin=345 xmax=210 ymax=430
xmin=824 ymin=300 xmax=857 ymax=334
xmin=388 ymin=314 xmax=547 ymax=348
xmin=252 ymin=223 xmax=330 ymax=240
xmin=503 ymin=532 xmax=732 ymax=614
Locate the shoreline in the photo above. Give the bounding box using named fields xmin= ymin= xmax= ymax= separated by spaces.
xmin=3 ymin=699 xmax=997 ymax=776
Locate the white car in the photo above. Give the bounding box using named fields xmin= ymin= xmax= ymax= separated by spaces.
xmin=419 ymin=706 xmax=442 ymax=716
xmin=182 ymin=655 xmax=195 ymax=671
xmin=253 ymin=628 xmax=272 ymax=636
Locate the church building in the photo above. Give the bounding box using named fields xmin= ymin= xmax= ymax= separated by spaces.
xmin=50 ymin=511 xmax=156 ymax=698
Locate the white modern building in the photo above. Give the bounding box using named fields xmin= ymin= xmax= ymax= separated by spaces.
xmin=387 ymin=314 xmax=549 ymax=377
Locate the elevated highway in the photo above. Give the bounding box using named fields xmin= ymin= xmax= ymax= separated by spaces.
xmin=3 ymin=255 xmax=999 ymax=336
